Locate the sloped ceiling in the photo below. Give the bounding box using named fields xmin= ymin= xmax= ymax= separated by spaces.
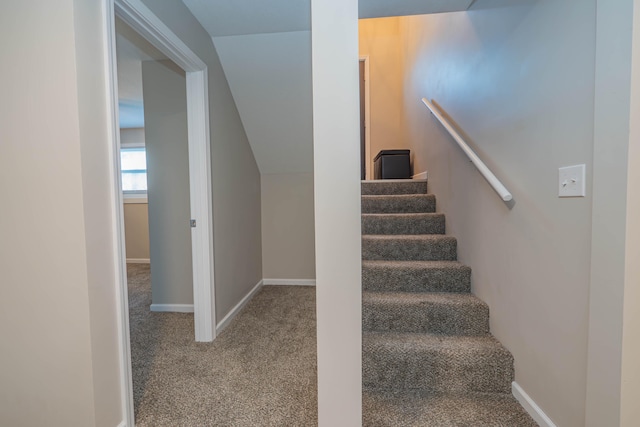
xmin=182 ymin=0 xmax=479 ymax=175
xmin=213 ymin=31 xmax=313 ymax=174
xmin=183 ymin=0 xmax=476 ymax=36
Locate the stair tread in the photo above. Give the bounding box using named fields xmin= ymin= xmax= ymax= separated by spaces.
xmin=362 ymin=235 xmax=457 ymax=261
xmin=363 ymin=291 xmax=487 ymax=308
xmin=362 ymin=234 xmax=455 ymax=240
xmin=363 ymin=332 xmax=514 ymax=393
xmin=362 ymin=194 xmax=435 ymax=200
xmin=362 ymin=260 xmax=468 ymax=269
xmin=361 ymin=212 xmax=444 ymax=218
xmin=361 ymin=180 xmax=428 ymax=196
xmin=362 ymin=260 xmax=472 ymax=293
xmin=362 ymin=213 xmax=446 ymax=235
xmin=364 ymin=331 xmax=508 ymax=353
xmin=363 ymin=292 xmax=489 ymax=335
xmin=361 ymin=194 xmax=436 ymax=214
xmin=363 ymin=390 xmax=538 ymax=427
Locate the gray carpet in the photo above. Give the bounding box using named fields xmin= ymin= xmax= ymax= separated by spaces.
xmin=361 ymin=180 xmax=538 ymax=426
xmin=127 ymin=264 xmax=317 ymax=426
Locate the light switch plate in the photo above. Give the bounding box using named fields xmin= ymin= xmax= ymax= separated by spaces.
xmin=559 ymin=164 xmax=586 ymax=197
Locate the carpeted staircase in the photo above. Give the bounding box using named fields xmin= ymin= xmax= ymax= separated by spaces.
xmin=361 ymin=179 xmax=538 ymax=426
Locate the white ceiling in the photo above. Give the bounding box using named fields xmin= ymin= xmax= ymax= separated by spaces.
xmin=183 ymin=0 xmax=476 ymax=37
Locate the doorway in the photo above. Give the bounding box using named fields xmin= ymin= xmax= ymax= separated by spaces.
xmin=105 ymin=0 xmax=216 ymax=424
xmin=359 ymin=56 xmax=371 ymax=180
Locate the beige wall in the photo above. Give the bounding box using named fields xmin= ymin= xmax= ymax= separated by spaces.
xmin=359 ymin=18 xmax=408 ymax=174
xmin=360 ymin=2 xmax=596 ymax=425
xmin=140 ymin=0 xmax=263 ymax=323
xmin=123 ymin=203 xmax=150 ymax=261
xmin=0 ymin=1 xmax=98 ymax=425
xmin=142 ymin=59 xmax=193 ymax=306
xmin=261 ymin=173 xmax=315 ymax=280
xmin=1 ymin=0 xmax=263 ymax=424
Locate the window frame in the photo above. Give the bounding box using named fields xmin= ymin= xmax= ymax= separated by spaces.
xmin=120 ymin=142 xmax=148 ymax=203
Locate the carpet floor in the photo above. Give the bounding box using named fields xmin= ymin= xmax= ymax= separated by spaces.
xmin=127 ymin=264 xmax=317 ymax=426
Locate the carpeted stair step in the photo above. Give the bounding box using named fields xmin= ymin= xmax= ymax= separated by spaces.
xmin=361 ymin=180 xmax=428 ymax=196
xmin=362 ymin=292 xmax=489 ymax=335
xmin=362 ymin=213 xmax=445 ymax=235
xmin=362 ymin=194 xmax=436 ymax=214
xmin=362 ymin=235 xmax=457 ymax=261
xmin=363 ymin=332 xmax=514 ymax=394
xmin=362 ymin=260 xmax=471 ymax=293
xmin=363 ymin=389 xmax=538 ymax=426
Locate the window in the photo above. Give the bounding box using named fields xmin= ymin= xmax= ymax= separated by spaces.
xmin=120 ymin=147 xmax=148 ymax=194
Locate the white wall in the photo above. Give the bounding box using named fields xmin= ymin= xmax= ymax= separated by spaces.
xmin=0 ymin=1 xmax=98 ymax=425
xmin=213 ymin=31 xmax=313 ymax=175
xmin=312 ymin=0 xmax=362 ymax=425
xmin=142 ymin=59 xmax=193 ymax=306
xmin=376 ymin=2 xmax=596 ymax=426
xmin=261 ymin=173 xmax=315 ymax=280
xmin=140 ymin=0 xmax=263 ymax=323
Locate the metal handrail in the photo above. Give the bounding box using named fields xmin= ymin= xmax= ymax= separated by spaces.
xmin=421 ymin=98 xmax=513 ymax=202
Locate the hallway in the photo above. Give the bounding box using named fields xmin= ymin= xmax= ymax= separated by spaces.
xmin=126 ymin=265 xmax=317 ymax=426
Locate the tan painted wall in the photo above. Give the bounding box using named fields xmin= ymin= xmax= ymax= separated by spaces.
xmin=359 ymin=18 xmax=408 ymax=174
xmin=123 ymin=203 xmax=150 ymax=261
xmin=0 ymin=1 xmax=98 ymax=425
xmin=261 ymin=173 xmax=315 ymax=280
xmin=364 ymin=2 xmax=596 ymax=425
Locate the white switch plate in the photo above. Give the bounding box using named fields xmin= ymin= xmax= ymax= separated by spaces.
xmin=559 ymin=164 xmax=586 ymax=197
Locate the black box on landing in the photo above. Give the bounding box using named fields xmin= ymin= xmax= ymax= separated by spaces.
xmin=373 ymin=150 xmax=411 ymax=179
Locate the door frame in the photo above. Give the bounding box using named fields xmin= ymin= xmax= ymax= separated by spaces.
xmin=103 ymin=0 xmax=216 ymax=423
xmin=359 ymin=56 xmax=372 ymax=179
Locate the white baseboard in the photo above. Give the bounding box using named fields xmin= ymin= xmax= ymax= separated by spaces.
xmin=512 ymin=382 xmax=556 ymax=427
xmin=149 ymin=304 xmax=194 ymax=313
xmin=126 ymin=258 xmax=150 ymax=264
xmin=263 ymin=278 xmax=316 ymax=286
xmin=412 ymin=171 xmax=428 ymax=180
xmin=216 ymin=280 xmax=264 ymax=334
xmin=117 ymin=422 xmax=127 ymax=427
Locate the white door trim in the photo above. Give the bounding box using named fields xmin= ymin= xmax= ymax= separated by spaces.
xmin=103 ymin=0 xmax=216 ymax=424
xmin=359 ymin=56 xmax=372 ymax=180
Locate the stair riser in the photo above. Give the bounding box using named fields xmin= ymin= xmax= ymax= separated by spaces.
xmin=362 ymin=196 xmax=435 ymax=214
xmin=362 ymin=237 xmax=457 ymax=261
xmin=362 ymin=214 xmax=445 ymax=235
xmin=363 ymin=347 xmax=514 ymax=394
xmin=361 ymin=181 xmax=427 ymax=196
xmin=363 ymin=303 xmax=489 ymax=335
xmin=362 ymin=265 xmax=471 ymax=293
